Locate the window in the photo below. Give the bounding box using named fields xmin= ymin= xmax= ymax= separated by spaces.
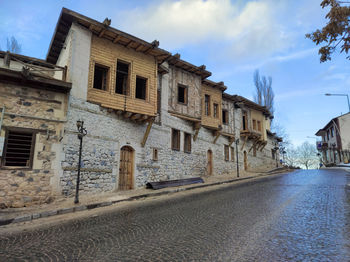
xmin=2 ymin=129 xmax=35 ymax=168
xmin=331 ymin=127 xmax=334 ymax=137
xmin=171 ymin=129 xmax=180 ymax=151
xmin=177 ymin=84 xmax=187 ymax=104
xmin=136 ymin=76 xmax=147 ymax=100
xmin=116 ymin=60 xmax=129 ymax=95
xmin=213 ymin=103 xmax=219 ymax=118
xmin=93 ymin=64 xmax=109 ymax=90
xmin=205 ymin=95 xmax=210 ymax=116
xmin=253 ymin=120 xmax=257 ymax=130
xmin=222 ymin=110 xmax=228 ymax=124
xmin=327 ymin=130 xmax=330 ymax=140
xmin=224 ymin=145 xmax=229 ymax=161
xmin=184 ymin=133 xmax=191 ymax=153
xmin=230 ymin=147 xmax=235 ymax=162
xmin=272 ymin=149 xmax=275 ymax=159
xmin=257 ymin=121 xmax=262 ymax=132
xmin=242 ymin=112 xmax=248 ymax=130
xmin=153 ymin=148 xmax=158 ymax=161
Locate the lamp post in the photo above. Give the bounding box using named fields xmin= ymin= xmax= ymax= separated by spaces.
xmin=74 ymin=120 xmax=87 ymax=204
xmin=325 ymin=93 xmax=350 ymax=112
xmin=273 ymin=142 xmax=279 ymax=168
xmin=235 ymin=138 xmax=239 ymax=177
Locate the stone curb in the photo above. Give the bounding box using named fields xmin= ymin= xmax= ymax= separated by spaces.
xmin=0 ymin=171 xmax=289 ymax=227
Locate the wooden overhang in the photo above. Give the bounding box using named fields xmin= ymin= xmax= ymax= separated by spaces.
xmin=202 ymin=79 xmax=227 ymax=91
xmin=1 ymin=51 xmax=58 ymax=69
xmin=46 ymin=8 xmax=172 ymax=64
xmin=167 ymin=53 xmax=211 ymax=79
xmin=266 ymin=130 xmax=283 ymax=142
xmin=0 ymin=67 xmax=71 ymax=93
xmin=223 ymin=93 xmax=272 ymax=118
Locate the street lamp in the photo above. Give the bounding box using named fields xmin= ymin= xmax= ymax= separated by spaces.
xmin=235 ymin=139 xmax=239 ymax=177
xmin=325 ymin=93 xmax=350 ymax=112
xmin=74 ymin=120 xmax=87 ymax=204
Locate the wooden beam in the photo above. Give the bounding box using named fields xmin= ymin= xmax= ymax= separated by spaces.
xmin=241 ymin=136 xmax=248 ymax=151
xmin=89 ymin=24 xmax=94 ymax=31
xmin=99 ymin=29 xmax=106 ymax=38
xmin=136 ymin=115 xmax=149 ymax=122
xmin=141 ymin=119 xmax=154 ymax=147
xmin=228 ymin=137 xmax=235 ymax=147
xmin=126 ymin=41 xmax=134 ymax=49
xmin=136 ymin=44 xmax=144 ymax=52
xmin=113 ymin=35 xmax=122 ymax=44
xmin=123 ymin=112 xmax=133 ymax=118
xmin=213 ymin=131 xmax=220 ymax=144
xmin=131 ymin=113 xmax=142 ymax=120
xmin=260 ymin=141 xmax=267 ymax=152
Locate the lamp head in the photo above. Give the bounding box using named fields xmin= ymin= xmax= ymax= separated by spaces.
xmin=325 ymin=93 xmax=331 ymax=96
xmin=76 ymin=120 xmax=83 ymax=129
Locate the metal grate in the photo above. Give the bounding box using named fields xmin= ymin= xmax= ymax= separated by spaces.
xmin=4 ymin=130 xmax=34 ymax=167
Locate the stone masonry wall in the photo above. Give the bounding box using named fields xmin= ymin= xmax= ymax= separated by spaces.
xmin=0 ymin=83 xmax=68 ymax=208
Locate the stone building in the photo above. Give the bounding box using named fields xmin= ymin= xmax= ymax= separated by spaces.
xmin=0 ymin=51 xmax=71 ymax=207
xmin=315 ymin=112 xmax=350 ymax=165
xmin=0 ymin=8 xmax=281 ymax=207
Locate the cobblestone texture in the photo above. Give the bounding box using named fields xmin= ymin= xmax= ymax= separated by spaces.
xmin=2 ymin=170 xmax=347 ymax=261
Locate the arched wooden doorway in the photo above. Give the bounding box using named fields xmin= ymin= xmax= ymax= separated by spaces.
xmin=119 ymin=146 xmax=134 ymax=190
xmin=207 ymin=150 xmax=213 ymax=176
xmin=244 ymin=151 xmax=248 ymax=171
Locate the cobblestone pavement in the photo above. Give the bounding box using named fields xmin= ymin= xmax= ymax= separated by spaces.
xmin=0 ymin=169 xmax=349 ymax=261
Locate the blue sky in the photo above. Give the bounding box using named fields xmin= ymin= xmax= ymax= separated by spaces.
xmin=1 ymin=0 xmax=349 ymax=147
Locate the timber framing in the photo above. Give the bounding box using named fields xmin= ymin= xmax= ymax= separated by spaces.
xmin=46 ymin=8 xmax=171 ymax=64
xmin=141 ymin=118 xmax=155 ymax=147
xmin=168 ymin=110 xmax=201 ymax=123
xmin=167 ymin=53 xmax=211 ymax=79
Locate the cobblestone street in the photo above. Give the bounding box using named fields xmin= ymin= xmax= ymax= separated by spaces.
xmin=0 ymin=169 xmax=349 ymax=261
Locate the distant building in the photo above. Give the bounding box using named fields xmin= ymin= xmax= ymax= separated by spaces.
xmin=315 ymin=112 xmax=350 ymax=165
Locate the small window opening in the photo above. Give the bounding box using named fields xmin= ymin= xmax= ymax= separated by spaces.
xmin=178 ymin=84 xmax=187 ymax=104
xmin=93 ymin=64 xmax=108 ymax=90
xmin=116 ymin=61 xmax=129 ymax=95
xmin=171 ymin=129 xmax=180 ymax=151
xmin=136 ymin=76 xmax=147 ymax=100
xmin=242 ymin=112 xmax=247 ymax=130
xmin=205 ymin=95 xmax=210 ymax=116
xmin=184 ymin=133 xmax=192 ymax=153
xmin=2 ymin=130 xmax=35 ymax=168
xmin=214 ymin=103 xmax=219 ymax=118
xmin=224 ymin=145 xmax=229 ymax=161
xmin=222 ymin=110 xmax=228 ymax=124
xmin=153 ymin=148 xmax=158 ymax=161
xmin=253 ymin=120 xmax=257 ymax=130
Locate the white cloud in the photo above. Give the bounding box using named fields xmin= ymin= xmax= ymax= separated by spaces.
xmin=116 ymin=0 xmax=293 ymax=58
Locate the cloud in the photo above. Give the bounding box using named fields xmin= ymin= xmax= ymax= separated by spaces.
xmin=116 ymin=0 xmax=293 ymax=58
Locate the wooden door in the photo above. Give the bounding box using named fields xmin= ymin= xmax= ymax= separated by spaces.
xmin=244 ymin=151 xmax=248 ymax=171
xmin=207 ymin=150 xmax=213 ymax=176
xmin=119 ymin=146 xmax=134 ymax=190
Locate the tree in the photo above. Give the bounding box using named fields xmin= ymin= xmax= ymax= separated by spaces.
xmin=6 ymin=36 xmax=21 ymax=54
xmin=253 ymin=70 xmax=274 ymax=116
xmin=306 ymin=0 xmax=350 ymax=62
xmin=295 ymin=141 xmax=319 ymax=169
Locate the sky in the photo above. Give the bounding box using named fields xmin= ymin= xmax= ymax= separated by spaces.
xmin=1 ymin=0 xmax=349 ymax=147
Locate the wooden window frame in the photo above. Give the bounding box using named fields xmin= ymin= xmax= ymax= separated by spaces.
xmin=205 ymin=94 xmax=211 ymax=116
xmin=115 ymin=60 xmax=130 ymax=96
xmin=93 ymin=63 xmax=109 ymax=91
xmin=184 ymin=133 xmax=192 ymax=153
xmin=1 ymin=128 xmax=36 ymax=169
xmin=224 ymin=145 xmax=229 ymax=161
xmin=213 ymin=103 xmax=219 ymax=118
xmin=135 ymin=75 xmax=148 ymax=100
xmin=253 ymin=119 xmax=257 ymax=130
xmin=257 ymin=121 xmax=262 ymax=132
xmin=177 ymin=84 xmax=188 ymax=105
xmin=230 ymin=147 xmax=235 ymax=162
xmin=222 ymin=110 xmax=228 ymax=125
xmin=242 ymin=111 xmax=248 ymax=131
xmin=171 ymin=129 xmax=180 ymax=151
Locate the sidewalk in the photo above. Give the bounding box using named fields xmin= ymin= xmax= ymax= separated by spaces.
xmin=0 ymin=167 xmax=291 ymax=226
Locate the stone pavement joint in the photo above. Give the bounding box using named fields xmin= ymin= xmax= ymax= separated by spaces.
xmin=0 ymin=168 xmax=293 ymax=227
